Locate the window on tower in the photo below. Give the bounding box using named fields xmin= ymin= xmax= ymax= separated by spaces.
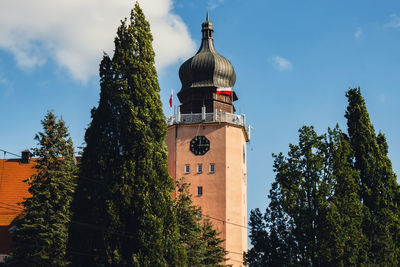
xmin=243 ymin=145 xmax=246 ymax=164
xmin=185 ymin=164 xmax=190 ymax=174
xmin=197 ymin=186 xmax=203 ymax=196
xmin=197 ymin=164 xmax=203 ymax=173
xmin=209 ymin=163 xmax=215 ymax=173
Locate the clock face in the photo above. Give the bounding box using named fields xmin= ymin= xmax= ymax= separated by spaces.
xmin=190 ymin=136 xmax=210 ymax=156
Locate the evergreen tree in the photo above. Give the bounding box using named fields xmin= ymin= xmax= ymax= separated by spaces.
xmin=200 ymin=219 xmax=227 ymax=266
xmin=247 ymin=88 xmax=400 ymax=265
xmin=246 ymin=126 xmax=367 ymax=266
xmin=9 ymin=112 xmax=77 ymax=267
xmin=345 ymin=87 xmax=400 ymax=265
xmin=320 ymin=127 xmax=367 ymax=266
xmin=244 ymin=208 xmax=270 ymax=266
xmin=246 ymin=126 xmax=333 ymax=266
xmin=68 ymin=3 xmax=185 ymax=266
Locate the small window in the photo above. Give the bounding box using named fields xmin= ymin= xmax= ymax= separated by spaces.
xmin=198 ymin=210 xmax=202 ymax=219
xmin=210 ymin=163 xmax=215 ymax=173
xmin=197 ymin=186 xmax=203 ymax=196
xmin=184 ymin=164 xmax=190 ymax=174
xmin=197 ymin=164 xmax=203 ymax=173
xmin=243 ymin=145 xmax=246 ymax=164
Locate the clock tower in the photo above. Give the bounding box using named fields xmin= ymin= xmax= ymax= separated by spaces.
xmin=166 ymin=14 xmax=250 ymax=266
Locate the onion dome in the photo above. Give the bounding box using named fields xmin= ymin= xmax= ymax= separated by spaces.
xmin=178 ymin=13 xmax=236 ymax=96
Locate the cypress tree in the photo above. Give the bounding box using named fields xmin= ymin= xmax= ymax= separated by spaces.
xmin=345 ymin=87 xmax=400 ymax=265
xmin=277 ymin=126 xmax=333 ymax=266
xmin=246 ymin=126 xmax=367 ymax=266
xmin=68 ymin=3 xmax=185 ymax=266
xmin=320 ymin=127 xmax=366 ymax=266
xmin=246 ymin=126 xmax=333 ymax=266
xmin=9 ymin=112 xmax=77 ymax=267
xmin=247 ymin=88 xmax=400 ymax=265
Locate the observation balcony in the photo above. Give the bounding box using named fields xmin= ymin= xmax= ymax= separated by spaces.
xmin=167 ymin=108 xmax=251 ymax=141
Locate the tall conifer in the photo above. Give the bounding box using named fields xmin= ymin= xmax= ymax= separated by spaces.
xmin=246 ymin=127 xmax=333 ymax=266
xmin=321 ymin=127 xmax=366 ymax=266
xmin=68 ymin=3 xmax=185 ymax=266
xmin=200 ymin=219 xmax=227 ymax=266
xmin=246 ymin=126 xmax=367 ymax=266
xmin=9 ymin=112 xmax=77 ymax=266
xmin=247 ymin=88 xmax=400 ymax=265
xmin=345 ymin=87 xmax=400 ymax=265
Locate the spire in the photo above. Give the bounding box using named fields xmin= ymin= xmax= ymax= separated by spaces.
xmin=202 ymin=12 xmax=213 ymax=40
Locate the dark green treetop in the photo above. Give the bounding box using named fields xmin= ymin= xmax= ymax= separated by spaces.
xmin=68 ymin=3 xmax=185 ymax=266
xmin=247 ymin=126 xmax=335 ymax=266
xmin=320 ymin=127 xmax=367 ymax=266
xmin=245 ymin=126 xmax=366 ymax=266
xmin=345 ymin=87 xmax=400 ymax=265
xmin=246 ymin=88 xmax=400 ymax=266
xmin=9 ymin=111 xmax=77 ymax=267
xmin=200 ymin=219 xmax=228 ymax=266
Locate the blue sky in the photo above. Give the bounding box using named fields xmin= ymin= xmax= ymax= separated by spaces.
xmin=1 ymin=0 xmax=400 ymax=216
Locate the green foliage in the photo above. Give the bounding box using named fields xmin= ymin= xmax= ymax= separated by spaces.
xmin=345 ymin=88 xmax=400 ymax=265
xmin=68 ymin=3 xmax=185 ymax=266
xmin=174 ymin=178 xmax=227 ymax=266
xmin=175 ymin=178 xmax=205 ymax=266
xmin=320 ymin=127 xmax=367 ymax=266
xmin=9 ymin=112 xmax=77 ymax=267
xmin=246 ymin=88 xmax=400 ymax=266
xmin=201 ymin=219 xmax=227 ymax=266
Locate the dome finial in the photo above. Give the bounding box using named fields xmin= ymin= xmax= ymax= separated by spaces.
xmin=201 ymin=12 xmax=213 ymax=40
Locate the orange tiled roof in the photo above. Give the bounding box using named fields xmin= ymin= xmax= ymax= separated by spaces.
xmin=0 ymin=158 xmax=36 ymax=226
xmin=0 ymin=158 xmax=36 ymax=254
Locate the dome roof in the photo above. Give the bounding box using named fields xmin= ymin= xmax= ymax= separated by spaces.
xmin=178 ymin=14 xmax=236 ymax=94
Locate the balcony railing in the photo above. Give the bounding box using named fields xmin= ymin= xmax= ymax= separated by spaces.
xmin=167 ymin=110 xmax=251 ymax=141
xmin=167 ymin=111 xmax=244 ymax=126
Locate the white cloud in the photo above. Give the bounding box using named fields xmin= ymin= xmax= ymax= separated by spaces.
xmin=271 ymin=56 xmax=292 ymax=71
xmin=354 ymin=27 xmax=363 ymax=39
xmin=208 ymin=0 xmax=225 ymax=10
xmin=0 ymin=0 xmax=196 ymax=83
xmin=385 ymin=14 xmax=400 ymax=28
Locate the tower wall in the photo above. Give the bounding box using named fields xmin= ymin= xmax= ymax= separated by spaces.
xmin=166 ymin=123 xmax=247 ymax=266
xmin=225 ymin=125 xmax=248 ymax=265
xmin=170 ymin=13 xmax=246 ymax=266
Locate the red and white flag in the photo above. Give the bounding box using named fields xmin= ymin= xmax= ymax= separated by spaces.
xmin=216 ymin=87 xmax=233 ymax=96
xmin=169 ymin=90 xmax=173 ymax=108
